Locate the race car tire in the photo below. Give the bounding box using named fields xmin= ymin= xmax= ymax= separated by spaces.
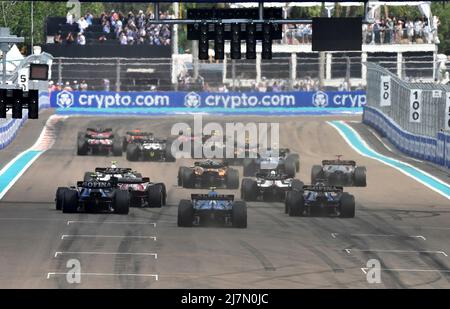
xmin=354 ymin=166 xmax=367 ymax=187
xmin=226 ymin=168 xmax=239 ymax=189
xmin=126 ymin=143 xmax=139 ymax=161
xmin=165 ymin=143 xmax=176 ymax=162
xmin=181 ymin=167 xmax=194 ymax=188
xmin=83 ymin=171 xmax=93 ymax=181
xmin=178 ymin=167 xmax=188 ymax=186
xmin=243 ymin=159 xmax=256 ymax=177
xmin=147 ymin=184 xmax=164 ymax=208
xmin=113 ymin=190 xmax=130 ymax=214
xmin=55 ymin=187 xmax=69 ymax=210
xmin=241 ymin=178 xmax=258 ymax=201
xmin=232 ymin=201 xmax=247 ymax=228
xmin=287 ymin=190 xmax=305 ymax=217
xmin=122 ymin=136 xmax=128 ymax=152
xmin=77 ymin=134 xmax=88 ymax=156
xmin=311 ymin=165 xmax=323 ymax=184
xmin=290 ymin=179 xmax=304 ymax=192
xmin=286 ymin=153 xmax=300 ymax=172
xmin=178 ymin=199 xmax=194 ymax=227
xmin=62 ymin=190 xmax=78 ymax=213
xmin=112 ymin=137 xmax=123 ymax=156
xmin=340 ymin=193 xmax=355 ymax=218
xmin=284 ymin=160 xmax=296 ymax=178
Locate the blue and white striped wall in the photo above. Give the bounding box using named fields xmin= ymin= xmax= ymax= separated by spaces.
xmin=0 ymin=92 xmax=50 ymax=150
xmin=363 ymin=106 xmax=450 ymax=169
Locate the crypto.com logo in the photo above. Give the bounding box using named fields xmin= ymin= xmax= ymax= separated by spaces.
xmin=56 ymin=90 xmax=75 ymax=108
xmin=312 ymin=90 xmax=329 ymax=107
xmin=170 ymin=115 xmax=279 ymax=160
xmin=184 ymin=92 xmax=201 ymax=108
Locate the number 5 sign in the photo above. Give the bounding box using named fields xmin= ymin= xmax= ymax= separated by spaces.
xmin=445 ymin=92 xmax=450 ymax=131
xmin=409 ymin=89 xmax=422 ymax=123
xmin=380 ymin=75 xmax=391 ymax=106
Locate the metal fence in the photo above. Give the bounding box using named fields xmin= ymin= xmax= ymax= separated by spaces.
xmin=366 ymin=62 xmax=450 ymax=138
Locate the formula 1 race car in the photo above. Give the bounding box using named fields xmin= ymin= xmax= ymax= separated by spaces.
xmin=311 ymin=155 xmax=366 ymax=187
xmin=178 ymin=160 xmax=239 ymax=189
xmin=54 ymin=178 xmax=130 ymax=214
xmin=243 ymin=148 xmax=299 ymax=178
xmin=81 ymin=162 xmax=166 ymax=207
xmin=122 ymin=129 xmax=153 ymax=151
xmin=77 ymin=128 xmax=122 ymax=156
xmin=241 ymin=170 xmax=304 ymax=202
xmin=177 ymin=189 xmax=247 ymax=228
xmin=285 ymin=181 xmax=355 ymax=218
xmin=125 ymin=133 xmax=175 ymax=162
xmin=223 ymin=140 xmax=259 ymax=166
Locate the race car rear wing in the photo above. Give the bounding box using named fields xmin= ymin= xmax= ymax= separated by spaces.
xmin=321 ymin=160 xmax=356 ymax=166
xmin=117 ymin=177 xmax=150 ymax=184
xmin=303 ymin=185 xmax=343 ymax=192
xmin=255 ymin=171 xmax=289 ymax=180
xmin=77 ymin=180 xmax=117 ymax=189
xmin=191 ymin=194 xmax=234 ymax=201
xmin=86 ymin=128 xmax=112 ymax=133
xmin=95 ymin=167 xmax=133 ymax=174
xmin=126 ymin=131 xmax=153 ymax=136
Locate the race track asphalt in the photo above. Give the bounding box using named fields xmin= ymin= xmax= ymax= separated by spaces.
xmin=0 ymin=114 xmax=449 ymax=288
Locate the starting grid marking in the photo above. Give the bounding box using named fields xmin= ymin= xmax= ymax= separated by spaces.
xmin=66 ymin=220 xmax=156 ymax=227
xmin=344 ymin=248 xmax=448 ymax=257
xmin=61 ymin=234 xmax=157 ymax=241
xmin=331 ymin=233 xmax=426 ymax=240
xmin=361 ymin=267 xmax=450 ymax=275
xmin=46 ymin=272 xmax=159 ymax=281
xmin=54 ymin=251 xmax=158 ymax=259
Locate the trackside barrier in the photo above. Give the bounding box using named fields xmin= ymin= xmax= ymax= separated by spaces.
xmin=363 ymin=105 xmax=450 ymax=169
xmin=50 ymin=90 xmax=367 ymax=114
xmin=0 ymin=92 xmax=50 ymax=150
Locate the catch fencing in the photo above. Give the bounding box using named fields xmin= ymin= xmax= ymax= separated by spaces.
xmin=363 ymin=63 xmax=450 ymax=168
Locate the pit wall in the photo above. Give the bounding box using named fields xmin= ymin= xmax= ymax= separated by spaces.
xmin=363 ymin=105 xmax=450 ymax=169
xmin=0 ymin=92 xmax=50 ymax=150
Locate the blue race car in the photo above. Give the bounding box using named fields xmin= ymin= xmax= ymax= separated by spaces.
xmin=177 ymin=189 xmax=247 ymax=228
xmin=285 ymin=181 xmax=355 ymax=218
xmin=55 ymin=177 xmax=130 ymax=214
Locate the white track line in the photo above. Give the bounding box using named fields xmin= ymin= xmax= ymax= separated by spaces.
xmin=54 ymin=251 xmax=157 ymax=259
xmin=361 ymin=267 xmax=450 ymax=274
xmin=328 ymin=121 xmax=450 ymax=200
xmin=61 ymin=234 xmax=156 ymax=241
xmin=344 ymin=249 xmax=447 ymax=256
xmin=332 ymin=233 xmax=426 ymax=240
xmin=46 ymin=272 xmax=158 ymax=280
xmin=367 ymin=127 xmax=394 ymax=152
xmin=67 ymin=220 xmax=156 ymax=227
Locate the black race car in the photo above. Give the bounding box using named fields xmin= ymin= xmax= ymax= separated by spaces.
xmin=55 ymin=178 xmax=129 ymax=214
xmin=178 ymin=160 xmax=239 ymax=189
xmin=177 ymin=189 xmax=247 ymax=228
xmin=126 ymin=133 xmax=175 ymax=162
xmin=243 ymin=148 xmax=299 ymax=178
xmin=83 ymin=163 xmax=166 ymax=208
xmin=77 ymin=127 xmax=122 ymax=156
xmin=122 ymin=129 xmax=153 ymax=151
xmin=285 ymin=181 xmax=355 ymax=218
xmin=311 ymin=155 xmax=366 ymax=187
xmin=241 ymin=170 xmax=304 ymax=202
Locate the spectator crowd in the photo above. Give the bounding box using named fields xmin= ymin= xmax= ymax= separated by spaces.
xmin=283 ymin=16 xmax=440 ymax=45
xmin=53 ymin=9 xmax=172 ymax=46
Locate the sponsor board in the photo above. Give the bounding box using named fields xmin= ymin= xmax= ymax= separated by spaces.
xmin=51 ymin=91 xmax=366 ymax=110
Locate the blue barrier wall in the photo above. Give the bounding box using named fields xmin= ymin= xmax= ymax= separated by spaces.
xmin=363 ymin=106 xmax=450 ymax=169
xmin=50 ymin=90 xmax=366 ymax=114
xmin=0 ymin=92 xmax=50 ymax=150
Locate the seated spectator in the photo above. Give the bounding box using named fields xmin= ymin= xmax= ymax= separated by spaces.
xmin=103 ymin=20 xmax=111 ymax=34
xmin=77 ymin=32 xmax=86 ymax=45
xmin=54 ymin=31 xmax=63 ymax=44
xmin=78 ymin=16 xmax=89 ymax=33
xmin=119 ymin=32 xmax=127 ymax=45
xmin=80 ymin=80 xmax=88 ymax=91
xmin=98 ymin=35 xmax=107 ymax=43
xmin=85 ymin=13 xmax=93 ymax=26
xmin=63 ymin=81 xmax=73 ymax=91
xmin=66 ymin=32 xmax=76 ymax=44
